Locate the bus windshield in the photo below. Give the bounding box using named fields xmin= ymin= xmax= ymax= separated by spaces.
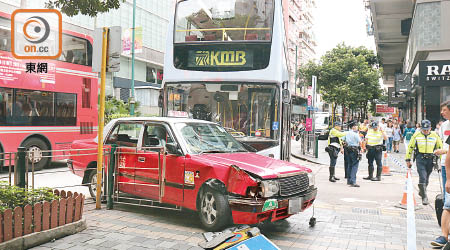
xmin=166 ymin=83 xmax=280 ymax=150
xmin=175 ymin=0 xmax=274 ymax=42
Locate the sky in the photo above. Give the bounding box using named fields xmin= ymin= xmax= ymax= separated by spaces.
xmin=314 ymin=0 xmax=376 ymax=59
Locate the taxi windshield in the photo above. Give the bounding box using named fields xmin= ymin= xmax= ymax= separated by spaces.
xmin=175 ymin=122 xmax=247 ymax=154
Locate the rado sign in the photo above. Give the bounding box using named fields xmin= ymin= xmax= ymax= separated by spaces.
xmin=419 ymin=60 xmax=450 ymax=85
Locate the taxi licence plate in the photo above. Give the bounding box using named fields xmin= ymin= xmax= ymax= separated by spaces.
xmin=288 ymin=198 xmax=302 ymax=214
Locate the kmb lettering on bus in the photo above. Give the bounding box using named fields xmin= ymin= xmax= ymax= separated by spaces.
xmin=195 ymin=50 xmax=246 ymax=66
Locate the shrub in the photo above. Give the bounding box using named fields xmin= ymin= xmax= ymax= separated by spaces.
xmin=0 ymin=182 xmax=58 ymax=212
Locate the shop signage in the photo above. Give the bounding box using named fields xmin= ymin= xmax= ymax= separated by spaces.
xmin=387 ymin=87 xmax=405 ymax=107
xmin=395 ymin=73 xmax=411 ymax=92
xmin=376 ymin=104 xmax=395 ymax=114
xmin=419 ymin=60 xmax=450 ymax=85
xmin=187 ymin=49 xmax=253 ymax=68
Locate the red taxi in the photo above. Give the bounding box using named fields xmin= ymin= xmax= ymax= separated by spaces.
xmin=68 ymin=117 xmax=317 ymax=230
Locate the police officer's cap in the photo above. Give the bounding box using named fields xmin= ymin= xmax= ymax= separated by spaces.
xmin=421 ymin=120 xmax=431 ymax=130
xmin=371 ymin=121 xmax=378 ymax=128
xmin=334 ymin=121 xmax=342 ymax=127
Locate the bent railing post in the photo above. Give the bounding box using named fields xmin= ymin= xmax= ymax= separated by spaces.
xmin=107 ymin=144 xmax=117 ymax=209
xmin=16 ymin=147 xmax=26 ymax=188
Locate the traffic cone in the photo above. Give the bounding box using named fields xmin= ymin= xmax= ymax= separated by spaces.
xmin=382 ymin=152 xmax=392 ymax=176
xmin=396 ymin=170 xmax=418 ymax=210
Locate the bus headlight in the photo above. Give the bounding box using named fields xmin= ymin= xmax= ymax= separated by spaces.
xmin=307 ymin=172 xmax=315 ymax=186
xmin=260 ymin=180 xmax=279 ymax=198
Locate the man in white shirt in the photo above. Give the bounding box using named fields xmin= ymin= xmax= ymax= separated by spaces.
xmin=431 ymin=101 xmax=450 ymax=248
xmin=379 ymin=118 xmax=387 ymax=132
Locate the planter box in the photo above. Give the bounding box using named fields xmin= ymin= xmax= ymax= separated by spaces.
xmin=0 ymin=190 xmax=85 ymax=244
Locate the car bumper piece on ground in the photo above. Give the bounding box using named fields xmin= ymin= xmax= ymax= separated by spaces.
xmin=228 ymin=187 xmax=317 ymax=225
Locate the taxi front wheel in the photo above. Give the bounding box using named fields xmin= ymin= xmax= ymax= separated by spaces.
xmin=198 ymin=187 xmax=231 ymax=231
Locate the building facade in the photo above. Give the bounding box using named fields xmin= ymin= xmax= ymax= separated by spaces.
xmin=285 ymin=0 xmax=317 ymax=121
xmin=369 ymin=0 xmax=450 ymax=126
xmin=0 ymin=0 xmax=174 ymax=116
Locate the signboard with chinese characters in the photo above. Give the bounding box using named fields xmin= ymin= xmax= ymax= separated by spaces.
xmin=387 ymin=87 xmax=405 ymax=107
xmin=395 ymin=73 xmax=411 ymax=92
xmin=187 ymin=49 xmax=253 ymax=68
xmin=306 ymin=118 xmax=312 ymax=131
xmin=122 ymin=27 xmax=142 ymax=55
xmin=376 ymin=104 xmax=395 ymax=114
xmin=419 ymin=60 xmax=450 ymax=86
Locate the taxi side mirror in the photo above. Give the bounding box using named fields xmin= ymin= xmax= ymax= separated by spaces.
xmin=166 ymin=143 xmax=182 ymax=155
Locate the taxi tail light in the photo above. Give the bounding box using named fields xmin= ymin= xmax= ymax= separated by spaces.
xmin=227 ymin=165 xmax=258 ymax=196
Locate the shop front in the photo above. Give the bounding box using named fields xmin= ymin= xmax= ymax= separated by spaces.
xmin=418 ymin=60 xmax=450 ymax=127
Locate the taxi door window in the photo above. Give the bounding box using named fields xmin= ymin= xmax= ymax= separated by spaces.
xmin=143 ymin=124 xmax=177 ymax=153
xmin=105 ymin=123 xmax=142 ymax=147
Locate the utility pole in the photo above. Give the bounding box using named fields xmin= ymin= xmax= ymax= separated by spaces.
xmin=295 ymin=45 xmax=298 ymax=96
xmin=129 ymin=0 xmax=136 ymax=115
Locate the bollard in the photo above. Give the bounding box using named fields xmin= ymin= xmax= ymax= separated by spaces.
xmin=314 ymin=136 xmax=319 ymax=158
xmin=107 ymin=145 xmax=117 ymax=209
xmin=16 ymin=147 xmax=26 ymax=188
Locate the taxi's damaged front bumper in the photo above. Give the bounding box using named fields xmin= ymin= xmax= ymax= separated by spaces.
xmin=228 ymin=187 xmax=317 ymax=225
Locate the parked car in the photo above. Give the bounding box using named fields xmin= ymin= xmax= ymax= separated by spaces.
xmin=68 ymin=117 xmax=317 ymax=231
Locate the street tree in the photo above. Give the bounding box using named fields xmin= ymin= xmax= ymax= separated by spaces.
xmin=298 ymin=43 xmax=382 ymax=123
xmin=45 ymin=0 xmax=125 ymax=17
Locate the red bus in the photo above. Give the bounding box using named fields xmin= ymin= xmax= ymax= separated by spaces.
xmin=0 ymin=11 xmax=98 ymax=170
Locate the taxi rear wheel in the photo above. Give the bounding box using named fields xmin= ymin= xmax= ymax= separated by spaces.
xmin=198 ymin=188 xmax=231 ymax=231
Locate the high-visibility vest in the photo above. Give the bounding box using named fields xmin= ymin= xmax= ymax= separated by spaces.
xmin=328 ymin=128 xmax=345 ymax=147
xmin=405 ymin=131 xmax=442 ymax=160
xmin=366 ymin=129 xmax=383 ymax=146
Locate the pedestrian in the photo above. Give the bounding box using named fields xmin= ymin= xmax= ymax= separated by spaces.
xmin=403 ymin=122 xmax=416 ymax=151
xmin=385 ymin=121 xmax=394 ymax=153
xmin=392 ymin=123 xmax=402 ymax=153
xmin=405 ymin=120 xmax=443 ymax=205
xmin=326 ymin=121 xmax=346 ymax=182
xmin=363 ymin=121 xmax=387 ymax=181
xmin=400 ymin=120 xmax=406 ymax=137
xmin=343 ymin=122 xmax=363 ymax=187
xmin=379 ymin=118 xmax=387 ymax=132
xmin=431 ymin=101 xmax=450 ymax=248
xmin=416 ymin=122 xmax=421 ymax=132
xmin=436 ymin=120 xmax=443 ymax=134
xmin=359 ymin=119 xmax=369 ymax=138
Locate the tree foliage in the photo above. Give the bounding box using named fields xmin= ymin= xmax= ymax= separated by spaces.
xmin=298 ymin=43 xmax=382 ymax=120
xmin=105 ymin=97 xmax=141 ymax=124
xmin=45 ymin=0 xmax=125 ymax=17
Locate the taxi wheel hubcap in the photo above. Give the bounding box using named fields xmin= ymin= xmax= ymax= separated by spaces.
xmin=28 ymin=146 xmax=42 ymax=163
xmin=201 ymin=192 xmax=217 ymax=225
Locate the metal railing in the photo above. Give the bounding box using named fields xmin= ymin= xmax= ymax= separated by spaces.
xmin=301 ymin=132 xmax=319 ymax=158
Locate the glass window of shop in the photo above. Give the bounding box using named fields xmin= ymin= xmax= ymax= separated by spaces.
xmin=0 ymin=87 xmax=76 ymax=126
xmin=442 ymin=87 xmax=450 ymax=103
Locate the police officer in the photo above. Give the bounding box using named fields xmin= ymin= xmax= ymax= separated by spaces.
xmin=363 ymin=121 xmax=387 ymax=181
xmin=327 ymin=121 xmax=346 ymax=182
xmin=406 ymin=119 xmax=443 ymax=205
xmin=344 ymin=122 xmax=363 ymax=187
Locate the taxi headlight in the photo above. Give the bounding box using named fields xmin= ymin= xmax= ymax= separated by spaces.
xmin=260 ymin=180 xmax=279 ymax=198
xmin=307 ymin=172 xmax=315 ymax=186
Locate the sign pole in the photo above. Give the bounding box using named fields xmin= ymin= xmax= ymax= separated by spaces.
xmin=96 ymin=27 xmax=108 ymax=209
xmin=130 ymin=0 xmax=136 ymax=115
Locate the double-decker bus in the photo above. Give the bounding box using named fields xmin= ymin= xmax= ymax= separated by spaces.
xmin=162 ymin=0 xmax=291 ymax=160
xmin=0 ymin=11 xmax=98 ymax=170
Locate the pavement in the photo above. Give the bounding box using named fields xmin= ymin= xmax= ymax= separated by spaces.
xmin=29 ymin=139 xmax=444 ymax=250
